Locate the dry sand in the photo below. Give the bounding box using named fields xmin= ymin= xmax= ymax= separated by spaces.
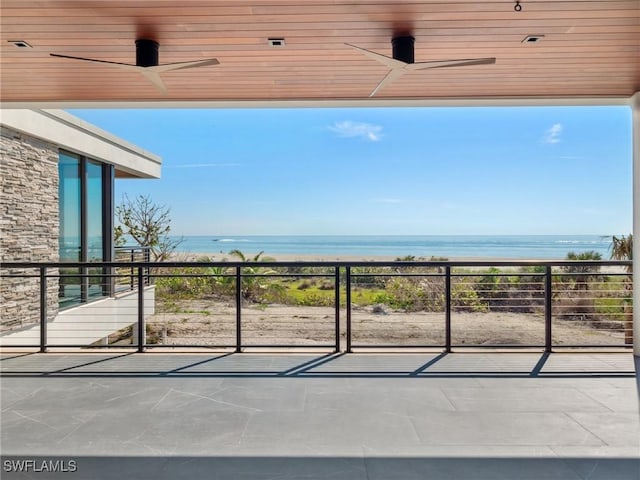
xmin=146 ymin=299 xmax=625 ymax=348
xmin=173 ymin=251 xmax=402 ymax=262
xmin=170 ymin=251 xmax=576 ymax=264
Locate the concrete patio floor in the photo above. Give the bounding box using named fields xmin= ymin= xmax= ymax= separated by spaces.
xmin=1 ymin=352 xmax=638 ymax=479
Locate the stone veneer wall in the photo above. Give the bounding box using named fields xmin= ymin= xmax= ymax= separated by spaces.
xmin=1 ymin=126 xmax=60 ymax=331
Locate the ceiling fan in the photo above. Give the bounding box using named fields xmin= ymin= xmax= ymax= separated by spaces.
xmin=346 ymin=36 xmax=495 ymax=97
xmin=50 ymin=39 xmax=219 ymax=94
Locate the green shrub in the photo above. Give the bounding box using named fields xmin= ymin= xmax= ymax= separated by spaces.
xmin=594 ymin=298 xmax=625 ymax=321
xmin=451 ymin=282 xmax=488 ymax=313
xmin=378 ymin=277 xmax=444 ymax=312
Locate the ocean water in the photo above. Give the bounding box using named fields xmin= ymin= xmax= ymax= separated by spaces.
xmin=172 ymin=235 xmax=614 ymax=260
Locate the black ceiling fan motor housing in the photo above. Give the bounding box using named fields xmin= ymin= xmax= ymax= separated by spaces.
xmin=391 ymin=36 xmax=415 ymax=64
xmin=136 ymin=39 xmax=159 ymax=67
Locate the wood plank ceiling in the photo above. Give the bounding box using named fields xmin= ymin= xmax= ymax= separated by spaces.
xmin=1 ymin=0 xmax=639 ymax=104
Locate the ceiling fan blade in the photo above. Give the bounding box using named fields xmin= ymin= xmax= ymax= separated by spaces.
xmin=369 ymin=68 xmax=407 ymax=97
xmin=50 ymin=53 xmax=139 ymax=72
xmin=407 ymin=57 xmax=496 ymax=70
xmin=138 ymin=70 xmax=168 ymax=94
xmin=149 ymin=58 xmax=219 ymax=73
xmin=345 ymin=43 xmax=407 ymax=70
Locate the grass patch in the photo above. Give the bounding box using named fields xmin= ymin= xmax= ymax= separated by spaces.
xmin=282 ymin=281 xmax=385 ymax=307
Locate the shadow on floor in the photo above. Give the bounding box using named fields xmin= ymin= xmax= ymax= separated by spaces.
xmin=0 ymin=352 xmax=636 ymax=378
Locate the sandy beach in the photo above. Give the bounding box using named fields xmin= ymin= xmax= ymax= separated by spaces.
xmin=146 ymin=300 xmax=626 ymax=348
xmin=173 ymin=251 xmax=404 ymax=262
xmin=170 ymin=251 xmax=563 ymax=263
xmin=168 ymin=251 xmax=627 ymax=275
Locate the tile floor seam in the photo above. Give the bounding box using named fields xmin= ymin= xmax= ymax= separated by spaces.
xmin=0 ymin=386 xmax=45 ymax=412
xmin=235 ymin=412 xmax=254 ymax=446
xmin=88 ymin=380 xmax=110 ymax=389
xmin=561 ymin=411 xmax=610 ymax=447
xmin=551 ymin=453 xmax=600 ymax=480
xmin=11 ymin=410 xmax=60 ymax=432
xmin=123 ymin=430 xmax=163 ymax=456
xmin=204 ymin=394 xmax=264 ymax=412
xmin=361 ymin=451 xmax=373 ymax=480
xmin=55 ymin=412 xmax=97 ymax=445
xmin=406 ymin=414 xmax=428 ymax=446
xmin=576 ymin=388 xmax=617 ymax=413
xmin=582 ymin=459 xmax=601 ymax=480
xmin=105 ymin=387 xmax=155 ymax=403
xmin=374 ymin=409 xmax=423 ymax=445
xmin=150 ymin=387 xmax=174 ymax=412
xmin=439 ymin=387 xmax=459 ymax=411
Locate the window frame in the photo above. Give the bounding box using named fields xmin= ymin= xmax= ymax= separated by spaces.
xmin=58 ymin=150 xmax=114 ymax=307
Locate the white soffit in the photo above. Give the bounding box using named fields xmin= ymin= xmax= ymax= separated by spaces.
xmin=0 ymin=109 xmax=161 ymax=179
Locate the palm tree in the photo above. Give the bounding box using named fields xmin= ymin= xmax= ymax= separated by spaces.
xmin=563 ymin=250 xmax=603 ymax=290
xmin=610 ymin=234 xmax=633 ymax=266
xmin=228 ymin=250 xmax=277 ymax=301
xmin=228 ymin=249 xmax=274 ymax=263
xmin=610 ymin=234 xmax=632 ymax=344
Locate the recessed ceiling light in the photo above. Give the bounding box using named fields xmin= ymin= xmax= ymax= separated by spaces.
xmin=522 ymin=35 xmax=544 ymax=44
xmin=268 ymin=38 xmax=285 ymax=47
xmin=8 ymin=40 xmax=33 ymax=48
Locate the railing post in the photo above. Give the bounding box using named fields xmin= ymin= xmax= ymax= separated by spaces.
xmin=345 ymin=266 xmax=352 ymax=353
xmin=235 ymin=266 xmax=242 ymax=353
xmin=137 ymin=266 xmax=145 ymax=352
xmin=144 ymin=247 xmax=151 ymax=286
xmin=39 ymin=267 xmax=47 ymax=353
xmin=334 ymin=266 xmax=340 ymax=352
xmin=445 ymin=265 xmax=452 ymax=353
xmin=107 ymin=263 xmax=115 ymax=298
xmin=545 ymin=265 xmax=553 ymax=353
xmin=130 ymin=249 xmax=135 ymax=290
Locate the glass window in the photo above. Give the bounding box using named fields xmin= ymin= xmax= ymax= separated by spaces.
xmin=58 ymin=153 xmax=81 ymax=263
xmin=58 ymin=152 xmax=112 ymax=307
xmin=58 ymin=153 xmax=82 ymax=307
xmin=86 ymin=160 xmax=105 ymax=300
xmin=86 ymin=160 xmax=103 ymax=262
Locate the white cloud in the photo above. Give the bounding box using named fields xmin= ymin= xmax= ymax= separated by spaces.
xmin=542 ymin=123 xmax=563 ymax=144
xmin=165 ymin=163 xmax=241 ymax=168
xmin=329 ymin=121 xmax=383 ymax=141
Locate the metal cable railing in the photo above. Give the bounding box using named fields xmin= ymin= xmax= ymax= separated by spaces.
xmin=0 ymin=260 xmax=633 ymax=352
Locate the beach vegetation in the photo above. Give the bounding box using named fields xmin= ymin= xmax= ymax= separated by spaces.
xmin=371 ymin=276 xmax=445 ymax=312
xmin=227 ymin=250 xmax=281 ymax=301
xmin=561 ymin=251 xmax=604 ymax=290
xmin=519 ymin=265 xmax=547 ymax=274
xmin=609 ymin=234 xmax=632 ymax=343
xmin=350 ymin=266 xmax=387 ymax=288
xmin=151 ymin=250 xmax=628 ymax=341
xmin=610 ymin=234 xmax=632 ymax=266
xmin=395 ymin=255 xmax=418 ymax=261
xmin=451 ymin=282 xmax=488 ymax=313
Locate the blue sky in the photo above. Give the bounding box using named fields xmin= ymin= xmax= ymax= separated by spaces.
xmin=68 ymin=106 xmax=632 ymax=236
